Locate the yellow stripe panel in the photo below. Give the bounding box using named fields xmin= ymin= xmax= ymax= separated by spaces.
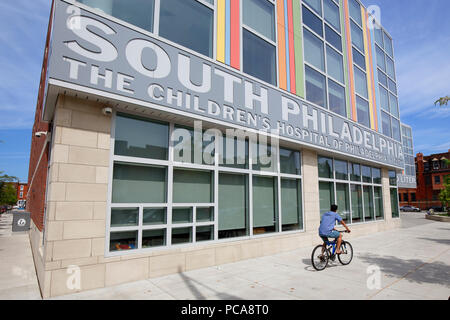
xmin=361 ymin=7 xmax=375 ymax=130
xmin=217 ymin=0 xmax=226 ymax=63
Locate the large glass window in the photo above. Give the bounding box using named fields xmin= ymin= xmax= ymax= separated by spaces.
xmin=384 ymin=32 xmax=394 ymax=57
xmin=391 ymin=118 xmax=401 ymax=142
xmin=352 ymin=47 xmax=366 ymax=70
xmin=80 ymin=0 xmax=155 ymax=32
xmin=363 ymin=186 xmax=374 ymax=222
xmin=354 ymin=67 xmax=368 ymax=99
xmin=386 ymin=56 xmax=396 ymax=79
xmin=243 ymin=29 xmax=277 ymax=85
xmin=350 ymin=21 xmax=364 ymax=52
xmin=390 ymin=188 xmax=399 ymax=218
xmin=374 ymin=187 xmax=384 ymax=219
xmin=173 ymin=125 xmax=215 ymax=165
xmin=328 ymin=80 xmax=346 ymax=117
xmin=220 ymin=136 xmax=249 ymax=169
xmin=253 ymin=176 xmax=278 ymax=234
xmin=304 ymin=29 xmax=325 ymax=72
xmin=219 ymin=173 xmax=249 ymax=239
xmin=304 ymin=0 xmax=322 ymax=15
xmin=305 ymin=65 xmax=327 ymax=108
xmin=381 ymin=112 xmax=392 ymax=137
xmin=173 ymin=169 xmax=213 ymax=203
xmin=281 ymin=179 xmax=303 ymax=231
xmin=351 ymin=184 xmax=363 ymax=223
xmin=376 ymin=46 xmax=386 ymax=71
xmin=319 ymin=182 xmax=334 ymax=217
xmin=323 ymin=0 xmax=340 ymax=32
xmin=325 ymin=25 xmax=342 ymax=52
xmin=336 ymin=183 xmax=350 ymax=223
xmin=112 ymin=163 xmax=167 ymax=203
xmin=379 ymin=85 xmax=390 ymax=112
xmin=356 ymin=96 xmax=370 ymax=128
xmin=318 ymin=156 xmax=333 ymax=178
xmin=159 ymin=0 xmax=213 ymax=57
xmin=378 ymin=69 xmax=388 ymax=87
xmin=280 ymin=148 xmax=301 ymax=175
xmin=349 ymin=0 xmax=362 ymax=26
xmin=327 ymin=46 xmax=344 ymax=83
xmin=335 ymin=160 xmax=348 ymax=180
xmin=115 ymin=113 xmax=169 ymax=160
xmin=389 ymin=93 xmax=399 ymax=117
xmin=243 ymin=0 xmax=275 ymax=41
xmin=303 ymin=5 xmax=324 ymax=37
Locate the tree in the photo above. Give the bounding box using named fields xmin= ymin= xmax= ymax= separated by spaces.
xmin=0 ymin=183 xmax=17 ymax=206
xmin=435 ymin=96 xmax=450 ymax=106
xmin=439 ymin=160 xmax=450 ymax=216
xmin=0 ymin=171 xmax=18 ymax=206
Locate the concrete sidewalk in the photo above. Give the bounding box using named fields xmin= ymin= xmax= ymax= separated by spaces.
xmin=52 ymin=212 xmax=449 ymax=300
xmin=0 ymin=211 xmax=41 ymax=299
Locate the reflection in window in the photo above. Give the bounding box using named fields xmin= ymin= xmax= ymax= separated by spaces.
xmin=350 ymin=163 xmax=361 ymax=182
xmin=159 ymin=0 xmax=213 ymax=57
xmin=325 ymin=25 xmax=342 ymax=52
xmin=328 ymin=79 xmax=346 ymax=117
xmin=280 ymin=148 xmax=301 ymax=175
xmin=335 ymin=160 xmax=348 ymax=180
xmin=356 ymin=96 xmax=370 ymax=128
xmin=243 ymin=0 xmax=275 ymax=41
xmin=318 ymin=156 xmax=333 ymax=178
xmin=111 ymin=208 xmax=139 ymax=227
xmin=304 ymin=29 xmax=325 ymax=72
xmin=327 ymin=46 xmax=344 ymax=83
xmin=305 ymin=65 xmax=327 ymax=108
xmin=381 ymin=112 xmax=392 ymax=138
xmin=354 ymin=66 xmax=368 ymax=99
xmin=80 ymin=0 xmax=155 ymax=32
xmin=303 ymin=5 xmax=323 ymax=36
xmin=349 ymin=0 xmax=362 ymax=26
xmin=350 ymin=21 xmax=364 ymax=52
xmin=323 ymin=0 xmax=340 ymax=32
xmin=243 ymin=29 xmax=276 ymax=85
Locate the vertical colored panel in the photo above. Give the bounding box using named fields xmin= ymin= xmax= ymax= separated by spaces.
xmin=340 ymin=0 xmax=350 ymax=118
xmin=230 ymin=0 xmax=240 ymax=70
xmin=287 ymin=0 xmax=296 ymax=94
xmin=284 ymin=0 xmax=291 ymax=92
xmin=371 ymin=26 xmax=381 ymax=132
xmin=292 ymin=0 xmax=304 ymax=97
xmin=277 ymin=0 xmax=287 ymax=90
xmin=225 ymin=0 xmax=231 ymax=65
xmin=344 ymin=0 xmax=357 ymax=121
xmin=366 ymin=12 xmax=378 ymax=131
xmin=361 ymin=7 xmax=375 ymax=130
xmin=217 ymin=0 xmax=226 ymax=63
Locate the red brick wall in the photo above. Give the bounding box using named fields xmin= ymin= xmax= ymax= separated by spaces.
xmin=26 ymin=1 xmax=55 ymax=231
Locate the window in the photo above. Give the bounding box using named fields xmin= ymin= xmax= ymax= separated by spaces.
xmin=280 ymin=148 xmax=301 ymax=175
xmin=325 ymin=25 xmax=342 ymax=52
xmin=303 ymin=5 xmax=323 ymax=37
xmin=388 ymin=79 xmax=397 ymax=94
xmin=112 ymin=163 xmax=167 ymax=203
xmin=305 ymin=65 xmax=327 ymax=108
xmin=354 ymin=67 xmax=368 ymax=99
xmin=319 ymin=182 xmax=334 ymax=217
xmin=363 ymin=186 xmax=374 ymax=222
xmin=356 ymin=96 xmax=370 ymax=128
xmin=335 ymin=160 xmax=348 ymax=180
xmin=350 ymin=21 xmax=364 ymax=52
xmin=349 ymin=0 xmax=362 ymax=26
xmin=304 ymin=0 xmax=322 ymax=15
xmin=391 ymin=118 xmax=401 ymax=142
xmin=328 ymin=79 xmax=346 ymax=117
xmin=243 ymin=0 xmax=275 ymax=41
xmin=390 ymin=188 xmax=399 ymax=218
xmin=253 ymin=176 xmax=278 ymax=234
xmin=304 ymin=29 xmax=325 ymax=72
xmin=172 ymin=169 xmax=213 ymax=203
xmin=20 ymin=185 xmax=24 ymax=191
xmin=376 ymin=46 xmax=386 ymax=71
xmin=115 ymin=113 xmax=169 ymax=160
xmin=243 ymin=29 xmax=277 ymax=85
xmin=352 ymin=47 xmax=366 ymax=70
xmin=374 ymin=26 xmax=384 ymax=48
xmin=173 ymin=125 xmax=215 ymax=165
xmin=362 ymin=165 xmax=371 ymax=183
xmin=372 ymin=168 xmax=381 ymax=184
xmin=350 ymin=163 xmax=361 ymax=182
xmin=389 ymin=94 xmax=399 ymax=117
xmin=336 ymin=183 xmax=350 ymax=222
xmin=434 ymin=175 xmax=441 ymax=185
xmin=386 ymin=56 xmax=396 ymax=79
xmin=379 ymin=86 xmax=389 ymax=112
xmin=389 ymin=170 xmax=397 ymax=186
xmin=411 ymin=193 xmax=416 ymax=202
xmin=220 ymin=136 xmax=249 ymax=169
xmin=318 ymin=156 xmax=333 ymax=178
xmin=281 ymin=179 xmax=303 ymax=231
xmin=323 ymin=0 xmax=340 ymax=32
xmin=79 ymin=0 xmax=155 ymax=32
xmin=384 ymin=32 xmax=394 ymax=57
xmin=327 ymin=46 xmax=344 ymax=83
xmin=159 ymin=0 xmax=213 ymax=57
xmin=219 ymin=173 xmax=249 ymax=239
xmin=374 ymin=186 xmax=383 ymax=219
xmin=351 ymin=184 xmax=363 ymax=222
xmin=378 ymin=69 xmax=388 ymax=87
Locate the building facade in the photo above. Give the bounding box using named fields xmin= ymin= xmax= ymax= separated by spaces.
xmin=399 ymin=149 xmax=450 ymax=210
xmin=28 ymin=0 xmax=405 ymax=297
xmin=15 ymin=183 xmax=28 ymax=207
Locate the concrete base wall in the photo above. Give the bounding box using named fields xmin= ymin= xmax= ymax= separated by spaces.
xmin=32 ymin=96 xmax=402 ymax=298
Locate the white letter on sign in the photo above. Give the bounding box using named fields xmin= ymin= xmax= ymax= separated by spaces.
xmin=126 ymin=39 xmax=171 ymax=79
xmin=66 ymin=16 xmax=118 ymax=62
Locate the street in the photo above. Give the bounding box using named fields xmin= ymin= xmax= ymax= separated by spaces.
xmin=0 ymin=211 xmax=448 ymax=300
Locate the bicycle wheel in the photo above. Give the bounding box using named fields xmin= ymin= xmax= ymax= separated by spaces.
xmin=311 ymin=244 xmax=329 ymax=271
xmin=337 ymin=241 xmax=353 ymax=265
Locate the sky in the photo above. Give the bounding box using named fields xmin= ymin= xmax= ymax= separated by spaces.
xmin=0 ymin=0 xmax=449 ymax=182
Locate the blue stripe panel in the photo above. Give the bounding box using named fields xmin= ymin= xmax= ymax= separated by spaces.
xmin=225 ymin=0 xmax=231 ymax=65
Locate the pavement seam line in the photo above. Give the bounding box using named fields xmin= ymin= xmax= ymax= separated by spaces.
xmin=367 ymin=247 xmax=450 ymax=300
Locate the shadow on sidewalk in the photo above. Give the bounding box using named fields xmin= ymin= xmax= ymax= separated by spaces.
xmin=177 ymin=267 xmax=242 ymax=300
xmin=358 ymin=254 xmax=450 ymax=287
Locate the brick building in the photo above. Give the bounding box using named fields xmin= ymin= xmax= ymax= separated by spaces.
xmin=15 ymin=182 xmax=28 ymax=207
xmin=399 ymin=149 xmax=450 ymax=210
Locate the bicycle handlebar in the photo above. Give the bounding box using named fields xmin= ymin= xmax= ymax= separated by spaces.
xmin=338 ymin=230 xmax=350 ymax=233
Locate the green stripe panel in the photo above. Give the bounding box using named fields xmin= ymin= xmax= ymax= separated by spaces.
xmin=292 ymin=0 xmax=304 ymax=98
xmin=340 ymin=1 xmax=351 ymax=119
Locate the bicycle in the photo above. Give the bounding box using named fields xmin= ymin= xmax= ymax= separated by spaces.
xmin=311 ymin=230 xmax=353 ymax=271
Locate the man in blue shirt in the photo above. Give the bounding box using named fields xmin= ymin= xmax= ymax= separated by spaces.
xmin=319 ymin=204 xmax=351 ymax=254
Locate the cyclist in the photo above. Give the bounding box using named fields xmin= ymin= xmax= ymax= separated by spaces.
xmin=319 ymin=204 xmax=351 ymax=255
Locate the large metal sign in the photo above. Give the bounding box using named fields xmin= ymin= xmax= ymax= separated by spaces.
xmin=397 ymin=175 xmax=417 ymax=189
xmin=46 ymin=0 xmax=404 ymax=168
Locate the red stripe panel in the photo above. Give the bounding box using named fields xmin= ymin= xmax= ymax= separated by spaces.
xmin=230 ymin=0 xmax=240 ymax=70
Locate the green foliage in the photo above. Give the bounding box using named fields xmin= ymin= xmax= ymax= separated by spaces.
xmin=0 ymin=171 xmax=19 ymax=206
xmin=435 ymin=96 xmax=450 ymax=106
xmin=439 ymin=169 xmax=450 ymax=215
xmin=0 ymin=183 xmax=17 ymax=206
